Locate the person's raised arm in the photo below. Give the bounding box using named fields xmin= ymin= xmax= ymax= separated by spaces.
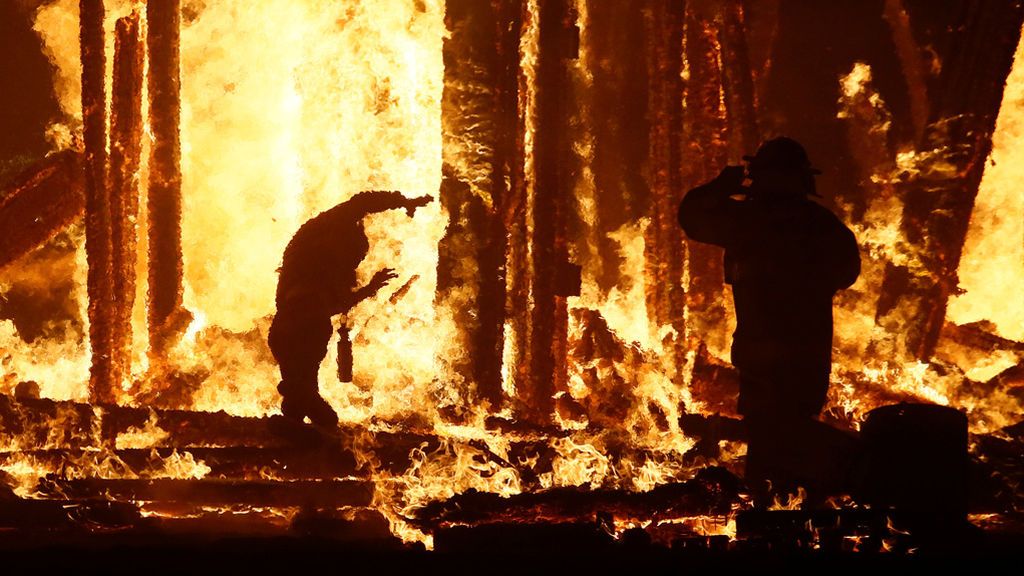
xmin=347 ymin=190 xmax=434 ymax=218
xmin=678 ymin=166 xmax=745 ymax=247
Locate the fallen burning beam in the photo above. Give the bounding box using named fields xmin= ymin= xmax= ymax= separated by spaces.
xmin=412 ymin=467 xmax=740 ymax=529
xmin=42 ymin=478 xmax=374 ymax=508
xmin=941 ymin=321 xmax=1024 ymax=355
xmin=0 ymin=395 xmax=285 ymax=450
xmin=878 ymin=2 xmax=1024 ymax=361
xmin=0 ymin=150 xmax=85 ymax=271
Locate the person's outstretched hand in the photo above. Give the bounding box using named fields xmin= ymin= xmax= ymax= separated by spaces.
xmin=367 ymin=268 xmax=399 ymax=293
xmin=405 ymin=195 xmax=434 ymax=217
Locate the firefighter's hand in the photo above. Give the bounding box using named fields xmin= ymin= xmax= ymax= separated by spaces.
xmin=718 ymin=165 xmax=746 ymax=189
xmin=405 ymin=195 xmax=434 ymax=217
xmin=367 ymin=268 xmax=399 ymax=293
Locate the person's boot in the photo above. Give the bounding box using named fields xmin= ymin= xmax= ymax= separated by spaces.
xmin=304 ymin=393 xmax=339 ymax=428
xmin=277 ymin=381 xmax=338 ymax=428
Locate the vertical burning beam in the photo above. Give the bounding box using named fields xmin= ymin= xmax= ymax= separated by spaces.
xmin=485 ymin=0 xmax=525 ymax=409
xmin=681 ymin=5 xmax=730 ymax=357
xmin=110 ymin=12 xmax=144 ymax=391
xmin=643 ymin=0 xmax=687 ymax=380
xmin=586 ymin=0 xmax=649 ymax=295
xmin=718 ymin=0 xmax=759 ymax=159
xmin=523 ymin=0 xmax=575 ymax=423
xmin=882 ymin=0 xmax=929 ymax=143
xmin=80 ymin=0 xmax=115 ymax=403
xmin=146 ymin=0 xmax=184 ymax=352
xmin=505 ymin=0 xmax=536 ymax=416
xmin=437 ymin=0 xmax=521 ymax=413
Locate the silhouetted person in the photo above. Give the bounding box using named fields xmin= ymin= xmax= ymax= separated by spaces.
xmin=269 ymin=191 xmax=432 ymax=427
xmin=678 ymin=137 xmax=860 ymax=496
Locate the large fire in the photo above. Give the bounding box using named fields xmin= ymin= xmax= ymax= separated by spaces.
xmin=0 ymin=0 xmax=1022 ymax=552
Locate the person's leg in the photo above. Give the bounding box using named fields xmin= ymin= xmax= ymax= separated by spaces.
xmin=269 ymin=308 xmax=338 ymax=427
xmin=740 ymin=373 xmax=777 ymax=508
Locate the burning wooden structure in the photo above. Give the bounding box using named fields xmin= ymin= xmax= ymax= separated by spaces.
xmin=1 ymin=0 xmax=1023 ymax=560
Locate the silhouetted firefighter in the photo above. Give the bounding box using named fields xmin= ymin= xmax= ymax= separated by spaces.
xmin=678 ymin=137 xmax=860 ymax=496
xmin=269 ymin=191 xmax=432 ymax=426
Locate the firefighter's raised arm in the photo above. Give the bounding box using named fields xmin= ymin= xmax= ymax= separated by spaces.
xmin=678 ymin=165 xmax=745 ymax=247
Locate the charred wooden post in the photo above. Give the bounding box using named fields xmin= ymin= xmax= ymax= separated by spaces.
xmin=504 ymin=1 xmax=534 ymax=422
xmin=583 ymin=0 xmax=649 ymax=295
xmin=718 ymin=0 xmax=759 ymax=160
xmin=485 ymin=0 xmax=525 ymax=410
xmin=109 ymin=12 xmax=144 ymax=394
xmin=742 ymin=0 xmax=781 ymax=101
xmin=643 ymin=0 xmax=687 ymax=381
xmin=0 ymin=151 xmax=84 ymax=270
xmin=877 ymin=2 xmax=1024 ymax=361
xmin=436 ymin=0 xmax=522 ymax=415
xmin=882 ymin=0 xmax=929 ymax=144
xmin=80 ymin=0 xmax=116 ymax=404
xmin=521 ymin=0 xmax=577 ymax=424
xmin=680 ymin=4 xmax=731 ymax=357
xmin=147 ymin=0 xmax=185 ymax=353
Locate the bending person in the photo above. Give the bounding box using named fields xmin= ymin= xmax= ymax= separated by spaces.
xmin=269 ymin=191 xmax=432 ymax=427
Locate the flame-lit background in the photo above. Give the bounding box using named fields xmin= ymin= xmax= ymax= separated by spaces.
xmin=0 ymin=0 xmax=1022 ymax=546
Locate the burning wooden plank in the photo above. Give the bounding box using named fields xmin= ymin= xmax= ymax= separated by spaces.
xmin=0 ymin=395 xmax=284 ymax=450
xmin=0 ymin=150 xmax=84 ymax=271
xmin=0 ymin=396 xmax=440 ymax=471
xmin=0 ymin=446 xmax=362 ymax=482
xmin=0 ymin=498 xmax=139 ymax=529
xmin=41 ymin=477 xmax=374 ymax=508
xmin=109 ymin=11 xmax=145 ymax=397
xmin=147 ymin=0 xmax=186 ymax=352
